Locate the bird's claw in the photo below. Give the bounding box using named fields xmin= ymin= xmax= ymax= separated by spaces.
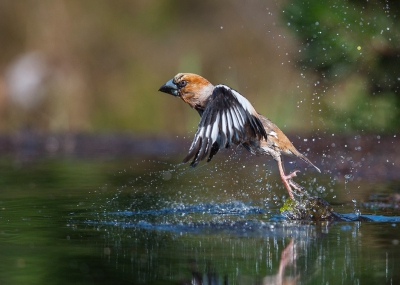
xmin=283 ymin=170 xmax=300 ymax=180
xmin=282 ymin=171 xmax=303 ymax=199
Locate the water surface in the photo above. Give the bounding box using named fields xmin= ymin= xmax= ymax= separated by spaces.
xmin=0 ymin=154 xmax=399 ymax=284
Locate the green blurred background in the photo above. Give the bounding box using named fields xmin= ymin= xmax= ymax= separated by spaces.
xmin=0 ymin=0 xmax=398 ymax=136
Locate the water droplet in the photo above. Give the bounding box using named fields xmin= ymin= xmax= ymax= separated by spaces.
xmin=345 ymin=174 xmax=353 ymax=180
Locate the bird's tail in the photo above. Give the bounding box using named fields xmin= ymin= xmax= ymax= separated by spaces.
xmin=293 ymin=149 xmax=321 ymax=173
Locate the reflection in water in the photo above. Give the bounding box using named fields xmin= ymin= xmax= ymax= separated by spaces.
xmin=93 ymin=219 xmax=400 ymax=284
xmin=93 ymin=209 xmax=321 ymax=285
xmin=262 ymin=239 xmax=299 ymax=285
xmin=183 ymin=239 xmax=301 ymax=285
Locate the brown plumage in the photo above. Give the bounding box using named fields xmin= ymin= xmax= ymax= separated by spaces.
xmin=159 ymin=73 xmax=320 ymax=199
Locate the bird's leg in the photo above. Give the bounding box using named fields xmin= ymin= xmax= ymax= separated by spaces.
xmin=277 ymin=157 xmax=302 ymax=199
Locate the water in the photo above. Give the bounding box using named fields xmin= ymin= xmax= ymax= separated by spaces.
xmin=0 ymin=155 xmax=399 ymax=284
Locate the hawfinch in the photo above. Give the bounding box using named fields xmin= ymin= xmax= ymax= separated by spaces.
xmin=159 ymin=73 xmax=320 ymax=199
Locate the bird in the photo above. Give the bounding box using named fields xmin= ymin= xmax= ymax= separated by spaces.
xmin=158 ymin=73 xmax=320 ymax=199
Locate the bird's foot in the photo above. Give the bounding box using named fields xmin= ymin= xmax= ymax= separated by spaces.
xmin=283 ymin=170 xmax=300 ymax=180
xmin=281 ymin=171 xmax=303 ymax=199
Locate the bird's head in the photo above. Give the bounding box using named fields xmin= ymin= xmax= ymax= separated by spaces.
xmin=158 ymin=73 xmax=214 ymax=109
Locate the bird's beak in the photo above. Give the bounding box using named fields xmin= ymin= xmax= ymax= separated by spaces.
xmin=158 ymin=78 xmax=178 ymax=96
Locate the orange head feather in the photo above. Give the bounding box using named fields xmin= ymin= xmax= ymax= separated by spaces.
xmin=157 ymin=73 xmax=214 ymax=109
xmin=171 ymin=73 xmax=214 ymax=108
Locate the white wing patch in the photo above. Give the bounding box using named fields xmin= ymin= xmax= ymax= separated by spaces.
xmin=230 ymin=108 xmax=240 ymax=130
xmin=221 ymin=111 xmax=227 ymax=135
xmin=210 ymin=113 xmax=220 ymax=143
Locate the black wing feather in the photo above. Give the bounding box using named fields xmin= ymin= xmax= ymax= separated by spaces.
xmin=183 ymin=85 xmax=268 ymax=167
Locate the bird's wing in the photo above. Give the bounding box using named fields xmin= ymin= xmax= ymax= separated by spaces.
xmin=183 ymin=84 xmax=268 ymax=167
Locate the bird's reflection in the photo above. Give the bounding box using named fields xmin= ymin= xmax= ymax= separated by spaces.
xmin=262 ymin=239 xmax=299 ymax=285
xmin=181 ymin=239 xmax=300 ymax=285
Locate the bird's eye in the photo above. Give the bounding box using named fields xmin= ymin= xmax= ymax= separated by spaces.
xmin=178 ymin=80 xmax=187 ymax=88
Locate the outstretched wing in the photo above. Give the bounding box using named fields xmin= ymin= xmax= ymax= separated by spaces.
xmin=183 ymin=84 xmax=268 ymax=167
